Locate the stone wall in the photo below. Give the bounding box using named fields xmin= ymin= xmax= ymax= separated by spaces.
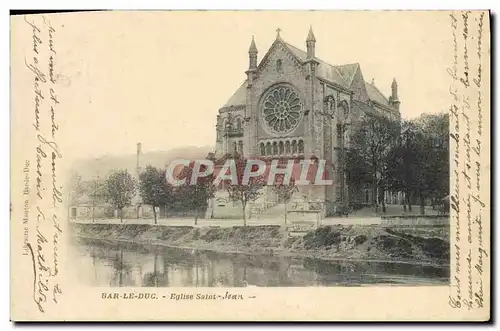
xmin=380 ymin=215 xmax=450 ymax=227
xmin=69 ymin=205 xmax=115 ymax=221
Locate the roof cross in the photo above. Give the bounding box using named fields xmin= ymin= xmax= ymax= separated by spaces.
xmin=276 ymin=28 xmax=281 ymax=38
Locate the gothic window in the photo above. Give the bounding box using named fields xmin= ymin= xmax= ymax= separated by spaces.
xmin=292 ymin=140 xmax=297 ymax=154
xmin=324 ymin=95 xmax=335 ymax=113
xmin=261 ymin=85 xmax=303 ymax=134
xmin=278 ymin=141 xmax=284 ymax=155
xmin=343 ymin=128 xmax=349 ymax=146
xmin=285 ymin=141 xmax=291 ymax=154
xmin=233 ymin=142 xmax=237 ymax=153
xmin=260 ymin=143 xmax=265 ymax=156
xmin=298 ymin=140 xmax=304 ymax=154
xmin=238 ymin=141 xmax=243 ymax=154
xmin=337 ymin=124 xmax=342 ymax=140
xmin=266 ymin=142 xmax=272 ymax=155
xmin=339 ymin=100 xmax=349 ymax=119
xmin=236 ymin=118 xmax=242 ymax=130
xmin=224 ymin=119 xmax=231 ymax=132
xmin=276 ymin=59 xmax=282 ymax=73
xmin=272 ymin=142 xmax=278 ymax=155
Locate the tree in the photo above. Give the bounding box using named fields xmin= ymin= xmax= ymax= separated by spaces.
xmin=386 ymin=119 xmax=419 ymax=212
xmin=412 ymin=113 xmax=450 ymax=214
xmin=346 ymin=115 xmax=400 ymax=213
xmin=271 ymin=174 xmax=297 ymax=224
xmin=386 ymin=113 xmax=449 ymax=215
xmin=105 ymin=169 xmax=136 ymax=222
xmin=224 ymin=156 xmax=265 ymax=226
xmin=176 ymin=162 xmax=216 ymax=225
xmin=139 ymin=165 xmax=170 ymax=224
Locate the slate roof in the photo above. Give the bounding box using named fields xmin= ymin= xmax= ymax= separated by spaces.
xmin=223 ymin=81 xmax=247 ymax=108
xmin=365 ymin=81 xmax=390 ymax=106
xmin=285 ymin=43 xmax=354 ymax=88
xmin=352 ymin=100 xmax=379 ymax=117
xmin=221 ymin=39 xmax=392 ymax=111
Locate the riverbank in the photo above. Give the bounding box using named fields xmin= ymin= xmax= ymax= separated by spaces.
xmin=70 ymin=223 xmax=449 ymax=266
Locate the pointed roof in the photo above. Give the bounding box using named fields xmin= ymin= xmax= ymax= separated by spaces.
xmin=306 ymin=26 xmax=316 ymax=42
xmin=365 ymin=81 xmax=390 ymax=106
xmin=248 ymin=36 xmax=257 ymax=53
xmin=220 ymin=36 xmax=394 ymax=112
xmin=352 ymin=100 xmax=379 ymax=117
xmin=222 ymin=81 xmax=247 ymax=108
xmin=284 ymin=42 xmax=355 ymax=88
xmin=391 ymin=78 xmax=397 ymax=87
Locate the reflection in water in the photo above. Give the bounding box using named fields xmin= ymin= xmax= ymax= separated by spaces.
xmin=72 ymin=238 xmax=449 ymax=287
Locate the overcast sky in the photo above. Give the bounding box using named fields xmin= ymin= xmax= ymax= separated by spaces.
xmin=13 ymin=11 xmax=453 ymax=160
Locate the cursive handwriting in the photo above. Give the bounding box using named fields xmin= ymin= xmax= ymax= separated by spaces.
xmin=24 ymin=14 xmax=63 ymax=314
xmin=448 ymin=10 xmax=489 ymax=311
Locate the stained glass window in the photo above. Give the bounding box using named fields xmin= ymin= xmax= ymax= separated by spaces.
xmin=262 ymin=85 xmax=303 ymax=134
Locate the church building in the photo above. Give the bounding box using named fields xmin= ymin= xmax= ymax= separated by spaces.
xmin=211 ymin=27 xmax=401 ymax=218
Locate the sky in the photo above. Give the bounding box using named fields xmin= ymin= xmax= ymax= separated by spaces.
xmin=12 ymin=11 xmax=454 ymax=160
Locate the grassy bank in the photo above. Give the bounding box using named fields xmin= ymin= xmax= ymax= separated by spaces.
xmin=70 ymin=223 xmax=449 ymax=266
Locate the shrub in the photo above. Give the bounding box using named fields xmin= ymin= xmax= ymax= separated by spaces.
xmin=303 ymin=226 xmax=342 ymax=249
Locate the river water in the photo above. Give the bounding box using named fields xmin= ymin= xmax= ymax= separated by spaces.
xmin=71 ymin=238 xmax=449 ymax=287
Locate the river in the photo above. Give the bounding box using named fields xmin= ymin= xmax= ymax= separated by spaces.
xmin=71 ymin=238 xmax=449 ymax=287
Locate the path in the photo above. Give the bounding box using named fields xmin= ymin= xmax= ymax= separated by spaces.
xmin=71 ymin=216 xmax=382 ymax=227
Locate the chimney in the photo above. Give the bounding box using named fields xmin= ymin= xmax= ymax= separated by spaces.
xmin=136 ymin=142 xmax=142 ymax=175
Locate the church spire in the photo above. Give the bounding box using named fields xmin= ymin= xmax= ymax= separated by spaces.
xmin=248 ymin=35 xmax=258 ymax=54
xmin=306 ymin=25 xmax=316 ymax=42
xmin=306 ymin=25 xmax=316 ymax=59
xmin=248 ymin=36 xmax=258 ymax=69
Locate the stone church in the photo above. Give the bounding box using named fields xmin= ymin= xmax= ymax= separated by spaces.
xmin=211 ymin=27 xmax=401 ymax=218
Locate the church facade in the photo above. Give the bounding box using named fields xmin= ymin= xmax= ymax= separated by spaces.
xmin=212 ymin=27 xmax=402 ymax=218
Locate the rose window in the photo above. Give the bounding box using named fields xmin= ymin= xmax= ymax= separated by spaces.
xmin=262 ymin=86 xmax=303 ymax=134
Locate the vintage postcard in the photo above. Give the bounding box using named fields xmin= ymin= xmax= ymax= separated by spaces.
xmin=10 ymin=10 xmax=490 ymax=321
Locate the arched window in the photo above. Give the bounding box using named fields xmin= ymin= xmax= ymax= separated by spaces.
xmin=324 ymin=95 xmax=335 ymax=113
xmin=260 ymin=143 xmax=265 ymax=156
xmin=266 ymin=142 xmax=272 ymax=155
xmin=278 ymin=141 xmax=284 ymax=155
xmin=365 ymin=190 xmax=370 ymax=204
xmin=233 ymin=142 xmax=237 ymax=153
xmin=238 ymin=141 xmax=243 ymax=154
xmin=285 ymin=141 xmax=291 ymax=154
xmin=276 ymin=59 xmax=282 ymax=73
xmin=292 ymin=140 xmax=297 ymax=154
xmin=339 ymin=100 xmax=349 ymax=119
xmin=272 ymin=142 xmax=278 ymax=155
xmin=236 ymin=118 xmax=242 ymax=130
xmin=298 ymin=140 xmax=304 ymax=154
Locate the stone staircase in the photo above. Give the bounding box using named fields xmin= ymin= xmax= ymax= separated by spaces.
xmin=249 ymin=202 xmax=287 ymax=221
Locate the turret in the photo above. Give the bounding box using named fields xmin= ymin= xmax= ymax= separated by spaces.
xmin=306 ymin=26 xmax=316 ymax=59
xmin=246 ymin=36 xmax=258 ymax=87
xmin=390 ymin=78 xmax=401 ymax=111
xmin=248 ymin=36 xmax=258 ymax=69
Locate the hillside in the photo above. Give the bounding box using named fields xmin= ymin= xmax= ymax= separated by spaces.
xmin=69 ymin=145 xmax=214 ymax=180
